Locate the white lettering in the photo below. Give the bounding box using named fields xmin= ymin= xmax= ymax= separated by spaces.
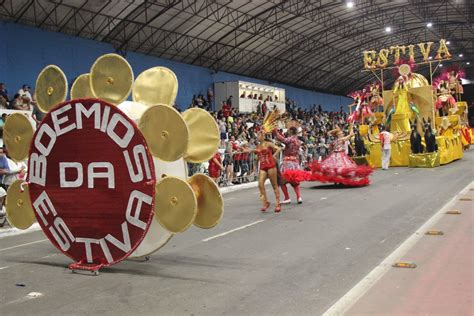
xmin=75 ymin=102 xmax=101 ymax=130
xmin=100 ymin=105 xmax=110 ymax=132
xmin=123 ymin=144 xmax=152 ymax=183
xmin=49 ymin=217 xmax=75 ymax=251
xmin=75 ymin=238 xmax=100 ymax=263
xmin=99 ymin=238 xmax=113 ymax=264
xmin=33 ymin=191 xmax=58 ymax=226
xmin=107 ymin=113 xmax=134 ymax=148
xmin=87 ymin=162 xmax=115 ymax=189
xmin=34 ymin=123 xmax=56 ymax=156
xmin=51 ymin=104 xmax=76 ymax=136
xmin=105 ymin=222 xmax=131 ymax=252
xmin=29 ymin=153 xmax=47 ymax=186
xmin=125 ymin=190 xmax=152 ymax=230
xmin=59 ymin=162 xmax=83 ymax=188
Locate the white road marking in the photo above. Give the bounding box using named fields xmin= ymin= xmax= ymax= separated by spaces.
xmin=0 ymin=266 xmax=9 ymax=270
xmin=0 ymin=239 xmax=48 ymax=252
xmin=0 ymin=223 xmax=41 ymax=239
xmin=323 ymin=181 xmax=473 ymax=316
xmin=225 ymin=197 xmax=236 ymax=201
xmin=6 ymin=292 xmax=44 ymax=305
xmin=202 ymin=220 xmax=265 ymax=242
xmin=26 ymin=292 xmax=44 ymax=299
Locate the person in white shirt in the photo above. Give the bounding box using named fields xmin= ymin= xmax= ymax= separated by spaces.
xmin=3 ymin=157 xmax=27 ymax=188
xmin=18 ymin=85 xmax=32 ymax=100
xmin=0 ymin=186 xmax=6 ymax=227
xmin=379 ymin=125 xmax=393 ymax=170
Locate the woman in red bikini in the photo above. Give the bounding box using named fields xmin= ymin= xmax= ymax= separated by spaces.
xmin=255 ymin=131 xmax=282 ymax=212
xmin=208 ymin=152 xmax=224 ymax=183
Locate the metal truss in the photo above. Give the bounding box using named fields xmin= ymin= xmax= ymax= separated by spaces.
xmin=0 ymin=0 xmax=472 ymax=95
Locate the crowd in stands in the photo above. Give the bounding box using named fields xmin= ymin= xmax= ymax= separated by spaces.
xmin=0 ymin=81 xmax=350 ymax=191
xmin=0 ymin=83 xmax=44 ymax=128
xmin=186 ymin=92 xmax=349 ymax=186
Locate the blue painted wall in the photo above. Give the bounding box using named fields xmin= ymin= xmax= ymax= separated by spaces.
xmin=0 ymin=22 xmax=350 ymax=111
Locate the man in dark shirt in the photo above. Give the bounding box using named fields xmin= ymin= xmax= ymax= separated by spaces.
xmin=0 ymin=83 xmax=9 ymax=103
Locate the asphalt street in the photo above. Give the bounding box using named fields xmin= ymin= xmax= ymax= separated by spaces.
xmin=0 ymin=150 xmax=473 ymax=315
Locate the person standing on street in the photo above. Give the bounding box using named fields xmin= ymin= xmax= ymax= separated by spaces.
xmin=379 ymin=125 xmax=393 ymax=170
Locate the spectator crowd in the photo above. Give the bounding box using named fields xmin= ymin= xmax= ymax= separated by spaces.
xmin=0 ymin=81 xmax=350 ymax=191
xmin=185 ymin=91 xmax=349 ymax=187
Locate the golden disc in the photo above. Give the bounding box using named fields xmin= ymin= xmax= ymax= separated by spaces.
xmin=154 ymin=176 xmax=197 ymax=233
xmin=133 ymin=67 xmax=178 ymax=106
xmin=90 ymin=53 xmax=133 ymax=105
xmin=3 ymin=113 xmax=34 ymax=162
xmin=70 ymin=73 xmax=94 ymax=100
xmin=35 ymin=65 xmax=67 ymax=112
xmin=188 ymin=174 xmax=224 ymax=229
xmin=5 ymin=180 xmax=35 ymax=230
xmin=398 ymin=64 xmax=411 ymax=76
xmin=182 ymin=108 xmax=220 ymax=163
xmin=139 ymin=104 xmax=189 ymax=161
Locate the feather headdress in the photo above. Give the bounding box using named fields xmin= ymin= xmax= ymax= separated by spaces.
xmin=262 ymin=109 xmax=281 ymax=133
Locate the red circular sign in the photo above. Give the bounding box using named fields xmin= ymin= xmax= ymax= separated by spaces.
xmin=28 ymin=98 xmax=155 ymax=268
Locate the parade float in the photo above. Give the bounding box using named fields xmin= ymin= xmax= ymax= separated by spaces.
xmin=3 ymin=54 xmax=224 ymax=274
xmin=349 ymin=39 xmax=469 ymax=168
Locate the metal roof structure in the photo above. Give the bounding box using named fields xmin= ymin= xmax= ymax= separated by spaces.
xmin=1 ymin=0 xmax=473 ymax=95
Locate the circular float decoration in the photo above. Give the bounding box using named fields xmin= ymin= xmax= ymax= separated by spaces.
xmin=5 ymin=180 xmax=35 ymax=230
xmin=182 ymin=108 xmax=220 ymax=163
xmin=90 ymin=53 xmax=134 ymax=105
xmin=129 ymin=158 xmax=186 ymax=259
xmin=4 ymin=113 xmax=34 ymax=161
xmin=132 ymin=67 xmax=178 ymax=106
xmin=35 ymin=65 xmax=68 ymax=113
xmin=139 ymin=104 xmax=189 ymax=162
xmin=28 ymin=98 xmax=155 ymax=268
xmin=71 ymin=73 xmax=94 ymax=100
xmin=189 ymin=174 xmax=224 ymax=229
xmin=398 ymin=64 xmax=411 ymax=76
xmin=154 ymin=176 xmax=197 ymax=233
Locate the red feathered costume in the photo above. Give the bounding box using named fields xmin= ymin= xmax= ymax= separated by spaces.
xmin=274 ymin=130 xmax=310 ymax=203
xmin=311 ymin=138 xmax=373 ymax=186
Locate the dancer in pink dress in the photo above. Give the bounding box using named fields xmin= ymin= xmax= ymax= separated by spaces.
xmin=310 ymin=127 xmax=373 ymax=186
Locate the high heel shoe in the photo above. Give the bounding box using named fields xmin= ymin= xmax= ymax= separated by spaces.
xmin=261 ymin=201 xmax=270 ymax=212
xmin=274 ymin=204 xmax=281 ymax=213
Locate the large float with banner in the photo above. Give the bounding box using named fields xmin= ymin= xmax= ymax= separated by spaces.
xmin=3 ymin=54 xmax=224 ymax=274
xmin=349 ymin=39 xmax=470 ymax=168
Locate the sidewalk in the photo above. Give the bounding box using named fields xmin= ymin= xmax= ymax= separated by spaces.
xmin=346 ymin=185 xmax=473 ymax=315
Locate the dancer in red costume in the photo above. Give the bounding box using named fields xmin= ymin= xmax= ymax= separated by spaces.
xmin=311 ymin=126 xmax=373 ymax=186
xmin=254 ymin=131 xmax=282 ymax=212
xmin=274 ymin=126 xmax=308 ymax=204
xmin=208 ymin=152 xmax=224 ymax=183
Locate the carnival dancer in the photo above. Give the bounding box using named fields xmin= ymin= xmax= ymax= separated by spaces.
xmin=310 ymin=126 xmax=373 ymax=186
xmin=208 ymin=151 xmax=224 ymax=183
xmin=369 ymin=83 xmax=384 ymax=112
xmin=347 ymin=91 xmax=362 ymax=123
xmin=347 ymin=90 xmax=373 ymax=124
xmin=447 ymin=68 xmax=464 ymax=99
xmin=254 ymin=131 xmax=282 ymax=212
xmin=274 ymin=124 xmax=307 ymax=204
xmin=435 ymin=80 xmax=457 ymax=116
